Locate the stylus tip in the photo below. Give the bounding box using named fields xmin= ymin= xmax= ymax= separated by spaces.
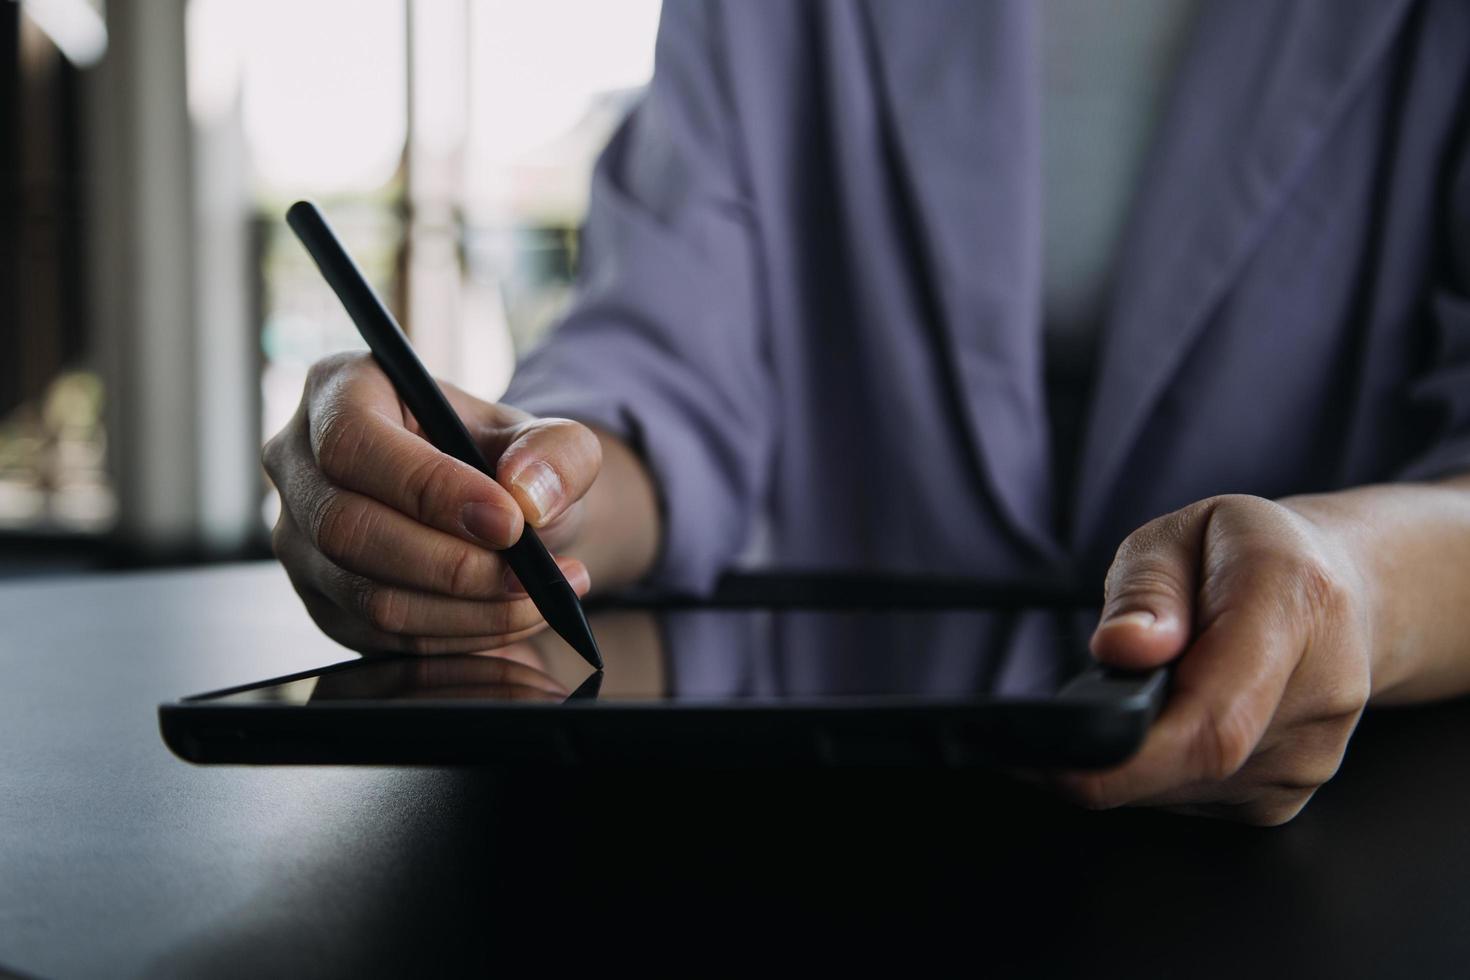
xmin=569 ymin=631 xmax=604 ymax=671
xmin=545 ymin=582 xmax=603 ymax=670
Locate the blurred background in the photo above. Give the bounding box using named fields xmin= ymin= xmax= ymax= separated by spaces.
xmin=0 ymin=0 xmax=661 ymax=576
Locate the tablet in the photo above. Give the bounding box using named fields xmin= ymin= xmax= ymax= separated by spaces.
xmin=159 ymin=605 xmax=1166 ymax=769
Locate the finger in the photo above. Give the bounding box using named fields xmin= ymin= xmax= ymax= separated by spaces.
xmin=1090 ymin=501 xmax=1213 ymax=670
xmin=275 ymin=507 xmax=591 ymax=639
xmin=1058 ymin=585 xmax=1304 ymax=810
xmin=1228 ymin=714 xmax=1356 ymax=794
xmin=276 ymin=414 xmax=543 ymax=601
xmin=351 ymin=579 xmax=584 ymax=639
xmin=297 ymin=481 xmax=514 ymax=600
xmin=273 ymin=419 xmax=514 ymax=598
xmin=486 ymin=418 xmax=603 ymax=528
xmin=1069 ymin=732 xmax=1337 ymax=814
xmin=307 ymin=361 xmax=525 ymax=549
xmin=424 ymin=383 xmax=593 ymax=543
xmin=302 ymin=579 xmax=556 ymax=655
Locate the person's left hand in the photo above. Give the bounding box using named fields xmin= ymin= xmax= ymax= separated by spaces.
xmin=1054 ymin=494 xmax=1375 ymax=825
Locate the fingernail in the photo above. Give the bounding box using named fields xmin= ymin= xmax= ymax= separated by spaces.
xmin=461 ymin=502 xmax=515 ymax=547
xmin=509 ymin=460 xmax=562 ymax=525
xmin=1100 ymin=611 xmax=1157 ymax=631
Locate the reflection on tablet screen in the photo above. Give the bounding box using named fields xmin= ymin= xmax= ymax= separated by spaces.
xmin=205 ymin=608 xmax=1101 ymax=706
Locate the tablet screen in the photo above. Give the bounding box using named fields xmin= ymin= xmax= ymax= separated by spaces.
xmin=199 ymin=608 xmax=1102 ymax=706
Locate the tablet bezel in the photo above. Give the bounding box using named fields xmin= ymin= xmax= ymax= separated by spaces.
xmin=159 ymin=582 xmax=1168 ymax=770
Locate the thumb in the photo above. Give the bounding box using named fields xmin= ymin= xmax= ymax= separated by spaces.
xmin=1090 ymin=503 xmax=1208 ymax=670
xmin=434 ymin=381 xmax=603 ymax=533
xmin=487 ymin=417 xmax=603 ymax=529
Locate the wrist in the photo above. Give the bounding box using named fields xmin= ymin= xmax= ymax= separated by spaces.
xmin=577 ymin=426 xmax=663 ymax=591
xmin=1277 ymin=490 xmax=1403 ymax=699
xmin=1278 ymin=478 xmax=1470 ymax=704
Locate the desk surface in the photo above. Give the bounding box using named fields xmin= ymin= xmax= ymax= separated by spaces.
xmin=2 ymin=563 xmax=1468 ymax=977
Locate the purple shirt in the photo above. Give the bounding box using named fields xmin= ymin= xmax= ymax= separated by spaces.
xmin=504 ymin=0 xmax=1470 ymax=595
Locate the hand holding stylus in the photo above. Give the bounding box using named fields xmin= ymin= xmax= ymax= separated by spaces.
xmin=264 ymin=351 xmax=605 ymax=656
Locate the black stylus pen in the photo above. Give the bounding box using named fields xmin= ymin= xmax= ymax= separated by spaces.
xmin=287 ymin=200 xmax=603 ymax=670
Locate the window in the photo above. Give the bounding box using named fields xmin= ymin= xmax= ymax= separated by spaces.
xmin=188 ymin=0 xmax=661 ymax=529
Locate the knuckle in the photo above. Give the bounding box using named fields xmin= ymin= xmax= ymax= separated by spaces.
xmin=1200 ymin=494 xmax=1271 ymax=530
xmin=1321 ymin=673 xmax=1371 ymax=721
xmin=401 ymin=452 xmax=462 ymax=521
xmin=1103 ymin=513 xmax=1201 ymax=606
xmin=1106 ymin=527 xmax=1150 ymax=573
xmin=1291 ymin=555 xmax=1352 ymax=622
xmin=502 ymin=599 xmax=538 ymax=636
xmin=261 ymin=430 xmax=284 ymax=477
xmin=1283 ymin=759 xmax=1342 ymax=792
xmin=327 ymin=502 xmax=377 ymax=565
xmin=313 ymin=410 xmax=370 ymax=484
xmin=305 ymin=485 xmax=339 ymax=545
xmin=444 ymin=543 xmax=489 ymax=597
xmin=1245 ymin=793 xmax=1312 ymax=827
xmin=364 ymin=585 xmax=409 ymax=634
xmin=1206 ymin=492 xmax=1260 ymax=512
xmin=486 ymin=600 xmax=513 ymax=636
xmin=305 ymin=351 xmax=366 ymax=389
xmin=572 ymin=420 xmax=603 ymax=465
xmin=1107 ymin=565 xmax=1189 ymax=610
xmin=403 ymin=633 xmax=439 ymax=656
xmin=305 ymin=355 xmax=338 ymax=385
xmin=303 ymin=358 xmax=333 ymax=389
xmin=546 ymin=418 xmax=602 ymax=467
xmin=270 ymin=514 xmax=291 ymax=559
xmin=1198 ymin=704 xmax=1257 ymax=782
xmin=309 ymin=489 xmax=363 ymax=559
xmin=505 ymin=418 xmax=598 ymax=484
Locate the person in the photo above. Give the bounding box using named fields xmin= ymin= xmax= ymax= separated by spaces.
xmin=263 ymin=0 xmax=1470 ymax=825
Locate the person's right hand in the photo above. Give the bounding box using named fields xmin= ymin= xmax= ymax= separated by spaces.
xmin=263 ymin=351 xmax=601 ymax=655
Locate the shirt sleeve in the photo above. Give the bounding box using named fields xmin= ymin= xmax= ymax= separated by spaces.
xmin=499 ymin=0 xmax=772 ymax=595
xmin=1398 ymin=114 xmax=1470 ymax=482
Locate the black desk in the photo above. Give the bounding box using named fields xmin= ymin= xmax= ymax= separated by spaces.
xmin=3 ymin=564 xmax=1468 ymax=977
